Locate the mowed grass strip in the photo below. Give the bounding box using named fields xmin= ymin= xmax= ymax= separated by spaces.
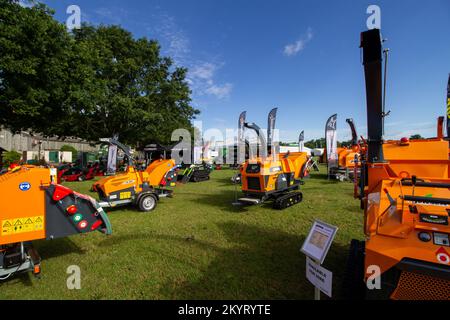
xmin=0 ymin=165 xmax=363 ymax=299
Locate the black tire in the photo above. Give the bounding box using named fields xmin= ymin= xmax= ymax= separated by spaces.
xmin=78 ymin=175 xmax=85 ymax=181
xmin=138 ymin=194 xmax=158 ymax=212
xmin=342 ymin=239 xmax=366 ymax=300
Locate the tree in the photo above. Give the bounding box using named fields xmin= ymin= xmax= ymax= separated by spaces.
xmin=0 ymin=1 xmax=74 ymax=135
xmin=305 ymin=138 xmax=326 ymax=149
xmin=2 ymin=150 xmax=21 ymax=166
xmin=410 ymin=134 xmax=424 ymax=140
xmin=67 ymin=24 xmax=199 ymax=146
xmin=60 ymin=145 xmax=78 ymax=160
xmin=0 ymin=1 xmax=199 ymax=147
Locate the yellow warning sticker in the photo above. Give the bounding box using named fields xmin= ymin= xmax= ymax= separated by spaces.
xmin=1 ymin=216 xmax=44 ymax=236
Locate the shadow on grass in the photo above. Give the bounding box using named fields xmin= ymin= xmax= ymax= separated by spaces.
xmin=185 ymin=189 xmax=250 ymax=213
xmin=0 ymin=238 xmax=84 ymax=287
xmin=34 ymin=237 xmax=85 ymax=260
xmin=0 ymin=269 xmax=34 ymax=286
xmin=157 ymin=221 xmax=351 ymax=300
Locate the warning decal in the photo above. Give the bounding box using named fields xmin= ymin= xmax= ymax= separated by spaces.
xmin=1 ymin=216 xmax=44 ymax=236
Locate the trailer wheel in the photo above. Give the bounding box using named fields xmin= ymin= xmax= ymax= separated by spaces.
xmin=342 ymin=239 xmax=366 ymax=300
xmin=138 ymin=194 xmax=158 ymax=212
xmin=78 ymin=175 xmax=85 ymax=181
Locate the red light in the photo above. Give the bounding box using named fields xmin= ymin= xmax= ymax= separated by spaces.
xmin=77 ymin=220 xmax=88 ymax=229
xmin=400 ymin=137 xmax=409 ymax=144
xmin=52 ymin=185 xmax=74 ymax=201
xmin=66 ymin=205 xmax=78 ymax=215
xmin=90 ymin=219 xmax=103 ymax=231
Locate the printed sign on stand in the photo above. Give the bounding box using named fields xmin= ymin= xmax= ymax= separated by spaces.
xmin=301 ymin=220 xmax=338 ymax=300
xmin=301 ymin=220 xmax=338 ymax=264
xmin=306 ymin=257 xmax=333 ymax=298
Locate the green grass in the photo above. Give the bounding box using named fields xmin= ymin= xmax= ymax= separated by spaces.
xmin=0 ymin=165 xmax=363 ymax=299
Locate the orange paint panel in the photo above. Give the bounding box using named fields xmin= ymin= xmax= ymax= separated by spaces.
xmin=0 ymin=167 xmax=49 ymax=244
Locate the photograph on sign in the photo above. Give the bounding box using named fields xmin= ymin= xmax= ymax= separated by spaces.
xmin=301 ymin=220 xmax=338 ymax=264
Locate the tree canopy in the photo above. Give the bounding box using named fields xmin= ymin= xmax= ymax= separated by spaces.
xmin=0 ymin=0 xmax=199 ymax=146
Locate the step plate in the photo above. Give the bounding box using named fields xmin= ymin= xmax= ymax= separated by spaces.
xmin=237 ymin=197 xmax=262 ymax=205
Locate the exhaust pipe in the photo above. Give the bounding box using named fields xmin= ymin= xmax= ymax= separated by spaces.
xmin=346 ymin=118 xmax=358 ymax=147
xmin=438 ymin=116 xmax=444 ymax=139
xmin=447 ymin=74 xmax=450 ymax=138
xmin=267 ymin=108 xmax=278 ymax=155
xmin=244 ymin=122 xmax=267 ymax=157
xmin=360 ymin=29 xmax=385 ymax=163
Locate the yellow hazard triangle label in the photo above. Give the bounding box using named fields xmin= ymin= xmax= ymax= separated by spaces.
xmin=1 ymin=216 xmax=44 ymax=236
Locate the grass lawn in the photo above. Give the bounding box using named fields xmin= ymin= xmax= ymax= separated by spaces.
xmin=0 ymin=165 xmax=363 ymax=299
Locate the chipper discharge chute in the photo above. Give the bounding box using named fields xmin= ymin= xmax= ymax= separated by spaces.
xmin=0 ymin=165 xmax=111 ymax=279
xmin=343 ymin=28 xmax=450 ymax=300
xmin=92 ymin=138 xmax=178 ymax=212
xmin=233 ymin=108 xmax=307 ymax=209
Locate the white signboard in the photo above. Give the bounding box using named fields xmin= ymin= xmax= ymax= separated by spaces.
xmin=300 ymin=220 xmax=338 ymax=264
xmin=306 ymin=257 xmax=333 ymax=298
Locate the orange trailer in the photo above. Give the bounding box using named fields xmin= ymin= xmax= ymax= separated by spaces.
xmin=92 ymin=139 xmax=177 ymax=212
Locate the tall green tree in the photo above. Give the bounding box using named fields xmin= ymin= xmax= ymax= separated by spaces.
xmin=0 ymin=0 xmax=74 ymax=135
xmin=0 ymin=1 xmax=199 ymax=146
xmin=68 ymin=25 xmax=198 ymax=145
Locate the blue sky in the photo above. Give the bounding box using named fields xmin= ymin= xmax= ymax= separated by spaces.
xmin=34 ymin=0 xmax=450 ymax=142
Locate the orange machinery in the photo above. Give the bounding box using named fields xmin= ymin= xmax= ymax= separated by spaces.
xmin=343 ymin=29 xmax=450 ymax=300
xmin=92 ymin=139 xmax=178 ymax=212
xmin=0 ymin=165 xmax=111 ymax=279
xmin=331 ymin=118 xmax=361 ymax=181
xmin=234 ymin=109 xmax=307 ymax=209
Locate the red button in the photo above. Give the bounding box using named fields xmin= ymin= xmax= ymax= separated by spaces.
xmin=77 ymin=220 xmax=88 ymax=229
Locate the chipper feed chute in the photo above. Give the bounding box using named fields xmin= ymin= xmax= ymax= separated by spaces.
xmin=0 ymin=166 xmax=111 ymax=279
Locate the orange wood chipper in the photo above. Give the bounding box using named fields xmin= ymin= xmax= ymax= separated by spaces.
xmin=330 ymin=118 xmax=361 ymax=181
xmin=233 ymin=108 xmax=309 ymax=209
xmin=0 ymin=165 xmax=112 ymax=280
xmin=92 ymin=138 xmax=178 ymax=212
xmin=343 ymin=28 xmax=450 ymax=300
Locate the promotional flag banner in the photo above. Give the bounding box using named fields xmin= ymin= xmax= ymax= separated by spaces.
xmin=298 ymin=130 xmax=305 ymax=152
xmin=267 ymin=108 xmax=278 ymax=155
xmin=107 ymin=143 xmax=118 ymax=175
xmin=237 ymin=111 xmax=247 ymax=163
xmin=325 ymin=114 xmax=338 ymax=176
xmin=447 ymin=74 xmax=450 ymax=137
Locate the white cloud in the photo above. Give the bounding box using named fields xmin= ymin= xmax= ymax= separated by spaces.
xmin=188 ymin=62 xmax=232 ymax=99
xmin=153 ymin=14 xmax=191 ymax=65
xmin=283 ymin=28 xmax=313 ymax=57
xmin=205 ymin=83 xmax=233 ymax=99
xmin=190 ymin=63 xmax=216 ymax=80
xmin=148 ymin=14 xmax=232 ymax=100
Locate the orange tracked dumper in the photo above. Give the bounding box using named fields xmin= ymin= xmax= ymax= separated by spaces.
xmin=343 ymin=28 xmax=450 ymax=300
xmin=0 ymin=165 xmax=112 ymax=279
xmin=234 ymin=108 xmax=308 ymax=209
